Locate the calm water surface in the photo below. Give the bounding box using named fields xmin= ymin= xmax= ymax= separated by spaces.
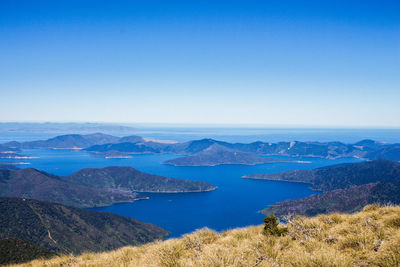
xmin=9 ymin=149 xmax=361 ymax=237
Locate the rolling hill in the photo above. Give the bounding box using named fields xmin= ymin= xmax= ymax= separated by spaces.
xmin=0 ymin=197 xmax=168 ymax=255
xmin=66 ymin=166 xmax=217 ymax=192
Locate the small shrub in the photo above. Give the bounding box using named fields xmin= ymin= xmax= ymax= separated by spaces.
xmin=263 ymin=215 xmax=288 ymax=236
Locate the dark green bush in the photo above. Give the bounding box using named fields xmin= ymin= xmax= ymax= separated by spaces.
xmin=263 ymin=215 xmax=288 ymax=236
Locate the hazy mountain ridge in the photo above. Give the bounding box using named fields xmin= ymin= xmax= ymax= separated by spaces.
xmin=2 ymin=133 xmax=399 ymax=161
xmin=163 ymin=143 xmax=301 ymax=166
xmin=85 ymin=137 xmax=400 ymax=161
xmin=0 ymin=197 xmax=168 ymax=255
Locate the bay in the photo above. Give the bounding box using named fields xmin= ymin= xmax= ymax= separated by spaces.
xmin=11 ymin=148 xmax=361 ymax=237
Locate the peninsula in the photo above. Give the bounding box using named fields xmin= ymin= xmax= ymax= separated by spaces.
xmin=0 ymin=166 xmax=217 ymax=207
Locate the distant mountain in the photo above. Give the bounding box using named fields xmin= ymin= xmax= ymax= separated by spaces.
xmin=3 ymin=133 xmax=399 ymax=161
xmin=5 ymin=133 xmax=178 ymax=151
xmin=0 ymin=144 xmax=20 ymax=153
xmin=163 ymin=144 xmax=301 ymax=166
xmin=67 ymin=166 xmax=217 ymax=192
xmin=261 ymin=181 xmax=400 ymax=218
xmin=0 ymin=163 xmax=20 ymax=170
xmin=86 ymin=142 xmax=161 ymax=154
xmin=19 ymin=133 xmax=121 ymax=149
xmin=82 ymin=136 xmax=400 ymax=161
xmin=245 ymin=159 xmax=400 ymax=191
xmin=0 ymin=168 xmax=138 ymax=207
xmin=366 ymin=145 xmax=400 ymax=161
xmin=0 ymin=238 xmax=56 ymax=265
xmin=0 ymin=197 xmax=168 ymax=254
xmin=119 ymin=135 xmax=146 ymax=143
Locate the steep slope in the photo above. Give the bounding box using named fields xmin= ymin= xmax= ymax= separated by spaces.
xmin=245 ymin=159 xmax=400 ymax=191
xmin=66 ymin=166 xmax=217 ymax=192
xmin=12 ymin=205 xmax=400 ymax=267
xmin=0 ymin=197 xmax=168 ymax=254
xmin=0 ymin=238 xmax=56 ymax=265
xmin=0 ymin=168 xmax=137 ymax=207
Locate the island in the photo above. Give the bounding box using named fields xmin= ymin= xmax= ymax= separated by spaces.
xmin=0 ymin=166 xmax=217 ymax=208
xmin=0 ymin=168 xmax=139 ymax=208
xmin=66 ymin=166 xmax=217 ymax=193
xmin=3 ymin=134 xmax=400 ymax=162
xmin=163 ymin=143 xmax=307 ymax=166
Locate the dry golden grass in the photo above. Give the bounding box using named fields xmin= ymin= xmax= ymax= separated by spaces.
xmin=10 ymin=205 xmax=400 ymax=267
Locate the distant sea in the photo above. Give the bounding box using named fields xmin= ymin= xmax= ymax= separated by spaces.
xmin=0 ymin=127 xmax=399 ymax=143
xmin=0 ymin=127 xmax=398 ymax=237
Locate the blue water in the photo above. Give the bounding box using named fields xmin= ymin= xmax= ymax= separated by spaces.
xmin=1 ymin=127 xmax=399 ymax=143
xmin=6 ymin=148 xmax=362 ymax=237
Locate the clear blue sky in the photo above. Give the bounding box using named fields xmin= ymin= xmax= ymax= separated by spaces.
xmin=0 ymin=0 xmax=399 ymax=127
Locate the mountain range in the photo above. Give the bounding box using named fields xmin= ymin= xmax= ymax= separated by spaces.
xmin=163 ymin=143 xmax=304 ymax=166
xmin=2 ymin=133 xmax=399 ymax=166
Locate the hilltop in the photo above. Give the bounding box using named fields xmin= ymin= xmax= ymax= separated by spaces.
xmin=163 ymin=143 xmax=301 ymax=166
xmin=3 ymin=133 xmax=175 ymax=150
xmin=67 ymin=166 xmax=217 ymax=193
xmin=0 ymin=168 xmax=137 ymax=208
xmin=0 ymin=167 xmax=216 ymax=207
xmin=0 ymin=197 xmax=168 ymax=256
xmin=12 ymin=205 xmax=400 ymax=267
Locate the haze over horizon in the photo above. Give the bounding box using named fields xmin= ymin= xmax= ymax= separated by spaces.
xmin=1 ymin=0 xmax=399 ymax=127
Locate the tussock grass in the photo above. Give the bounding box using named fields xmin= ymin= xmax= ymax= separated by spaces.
xmin=10 ymin=205 xmax=400 ymax=267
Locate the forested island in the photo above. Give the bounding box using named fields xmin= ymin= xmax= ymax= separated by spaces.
xmin=2 ymin=133 xmax=399 ymax=166
xmin=0 ymin=166 xmax=217 ymax=208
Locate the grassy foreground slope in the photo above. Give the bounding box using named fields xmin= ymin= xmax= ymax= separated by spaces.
xmin=14 ymin=205 xmax=400 ymax=267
